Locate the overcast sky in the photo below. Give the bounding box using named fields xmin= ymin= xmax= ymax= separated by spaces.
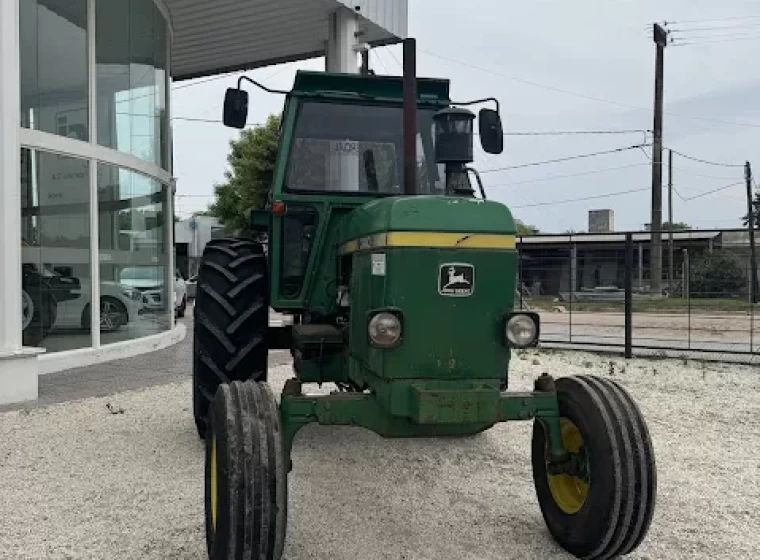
xmin=171 ymin=0 xmax=760 ymax=233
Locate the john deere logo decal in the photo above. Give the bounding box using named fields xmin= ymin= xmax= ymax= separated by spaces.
xmin=439 ymin=263 xmax=474 ymax=297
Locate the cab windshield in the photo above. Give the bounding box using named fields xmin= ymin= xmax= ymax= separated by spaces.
xmin=285 ymin=101 xmax=453 ymax=195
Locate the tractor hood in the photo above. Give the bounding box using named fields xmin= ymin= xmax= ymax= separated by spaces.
xmin=338 ymin=195 xmax=520 ymax=389
xmin=337 ymin=195 xmax=516 ymax=252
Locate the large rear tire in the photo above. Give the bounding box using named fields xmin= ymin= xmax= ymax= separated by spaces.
xmin=205 ymin=380 xmax=287 ymax=560
xmin=531 ymin=375 xmax=656 ymax=559
xmin=193 ymin=238 xmax=269 ymax=439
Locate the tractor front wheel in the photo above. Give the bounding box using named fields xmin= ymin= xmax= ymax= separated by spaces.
xmin=205 ymin=380 xmax=287 ymax=560
xmin=531 ymin=375 xmax=656 ymax=559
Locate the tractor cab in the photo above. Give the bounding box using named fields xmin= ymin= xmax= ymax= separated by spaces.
xmin=222 ymin=71 xmax=503 ymax=317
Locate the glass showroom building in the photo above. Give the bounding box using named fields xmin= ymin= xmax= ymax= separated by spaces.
xmin=0 ymin=0 xmax=405 ymax=405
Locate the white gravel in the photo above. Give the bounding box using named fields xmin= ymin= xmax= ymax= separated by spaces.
xmin=1 ymin=351 xmax=759 ymax=560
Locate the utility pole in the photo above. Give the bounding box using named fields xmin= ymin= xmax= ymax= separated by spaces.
xmin=668 ymin=148 xmax=674 ymax=296
xmin=746 ymin=161 xmax=759 ymax=303
xmin=650 ymin=23 xmax=668 ymax=297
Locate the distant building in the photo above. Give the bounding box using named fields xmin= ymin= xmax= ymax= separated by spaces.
xmin=517 ymin=230 xmax=726 ymax=298
xmin=174 ymin=216 xmax=225 ymax=277
xmin=588 ymin=209 xmax=615 ymax=233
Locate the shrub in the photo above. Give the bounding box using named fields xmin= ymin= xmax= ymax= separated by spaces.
xmin=690 ymin=251 xmax=746 ymax=298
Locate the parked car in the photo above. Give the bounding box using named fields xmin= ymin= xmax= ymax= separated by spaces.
xmin=186 ymin=274 xmax=197 ymax=300
xmin=21 ymin=263 xmax=80 ymax=346
xmin=56 ymin=279 xmax=144 ymax=333
xmin=119 ymin=267 xmax=187 ymax=318
xmin=22 ymin=263 xmax=144 ymax=342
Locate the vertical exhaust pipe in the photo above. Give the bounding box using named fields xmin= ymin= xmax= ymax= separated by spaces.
xmin=403 ymin=38 xmax=417 ymax=195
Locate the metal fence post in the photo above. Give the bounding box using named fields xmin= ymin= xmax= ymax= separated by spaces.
xmin=750 ymin=260 xmax=755 ymax=354
xmin=684 ymin=248 xmax=691 ymax=350
xmin=625 ymin=233 xmax=633 ymax=359
xmin=569 ymin=236 xmax=574 ymax=343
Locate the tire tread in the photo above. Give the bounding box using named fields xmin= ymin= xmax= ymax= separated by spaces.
xmin=532 ymin=375 xmax=656 ymax=560
xmin=192 ymin=238 xmax=269 ymax=440
xmin=206 ymin=381 xmax=285 ymax=560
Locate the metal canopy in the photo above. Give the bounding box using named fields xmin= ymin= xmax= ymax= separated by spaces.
xmin=165 ymin=0 xmax=407 ymax=81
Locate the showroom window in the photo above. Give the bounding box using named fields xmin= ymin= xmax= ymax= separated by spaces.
xmin=20 ymin=0 xmax=89 ymax=141
xmin=98 ymin=164 xmax=171 ymax=342
xmin=18 ymin=0 xmax=174 ymax=354
xmin=21 ymin=149 xmax=93 ymax=352
xmin=96 ymin=0 xmax=169 ymax=169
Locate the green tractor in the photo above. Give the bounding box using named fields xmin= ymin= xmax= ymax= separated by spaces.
xmin=193 ymin=48 xmax=655 ymax=560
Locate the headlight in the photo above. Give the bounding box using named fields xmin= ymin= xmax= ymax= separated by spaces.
xmin=506 ymin=312 xmax=540 ymax=348
xmin=368 ymin=312 xmax=402 ymax=347
xmin=122 ymin=288 xmax=142 ymax=301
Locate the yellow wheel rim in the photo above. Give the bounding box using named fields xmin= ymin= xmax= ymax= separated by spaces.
xmin=547 ymin=418 xmax=589 ymax=515
xmin=210 ymin=437 xmax=218 ymax=532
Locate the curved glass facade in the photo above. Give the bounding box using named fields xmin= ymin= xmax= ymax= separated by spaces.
xmin=20 ymin=0 xmax=89 ymax=141
xmin=96 ymin=0 xmax=168 ymax=168
xmin=19 ymin=0 xmax=172 ymax=354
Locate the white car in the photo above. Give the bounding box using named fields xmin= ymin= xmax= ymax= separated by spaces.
xmin=119 ymin=267 xmax=188 ymax=318
xmin=55 ymin=279 xmax=144 ymax=332
xmin=21 ymin=263 xmax=143 ymax=336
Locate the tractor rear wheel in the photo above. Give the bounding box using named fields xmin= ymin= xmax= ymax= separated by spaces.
xmin=193 ymin=238 xmax=269 ymax=439
xmin=531 ymin=375 xmax=656 ymax=559
xmin=205 ymin=380 xmax=287 ymax=560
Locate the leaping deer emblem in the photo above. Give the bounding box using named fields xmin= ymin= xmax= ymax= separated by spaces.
xmin=443 ymin=266 xmax=470 ymax=289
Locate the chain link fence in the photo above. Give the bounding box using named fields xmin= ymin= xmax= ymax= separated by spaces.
xmin=516 ymin=229 xmax=759 ymax=362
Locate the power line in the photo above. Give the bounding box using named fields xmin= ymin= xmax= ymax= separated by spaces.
xmin=488 ymin=163 xmax=650 ymax=187
xmin=480 ymin=143 xmax=649 ymax=174
xmin=501 ymin=129 xmax=650 ymax=137
xmin=670 ymin=29 xmax=760 ymax=39
xmin=171 ymin=115 xmax=648 ymax=139
xmin=419 ymin=48 xmax=760 ymax=129
xmin=373 ymin=49 xmax=392 ymax=75
xmin=172 ymin=116 xmax=263 ymax=125
xmin=662 ymin=15 xmax=760 ymax=25
xmin=475 ymin=148 xmax=534 ymax=209
xmin=384 ymin=46 xmax=403 ymax=71
xmin=672 ymin=35 xmax=760 ymax=46
xmin=683 ymin=181 xmax=744 ymax=200
xmin=667 ymin=23 xmax=760 ymax=32
xmin=511 ymin=187 xmax=650 ymax=208
xmin=668 ymin=148 xmax=745 ymax=168
xmin=173 ymin=72 xmax=240 ymax=91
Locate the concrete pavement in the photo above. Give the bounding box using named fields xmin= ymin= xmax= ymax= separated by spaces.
xmin=1 ymin=306 xmax=290 ymax=412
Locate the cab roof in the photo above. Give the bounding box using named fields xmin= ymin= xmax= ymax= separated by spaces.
xmin=290 ymin=71 xmax=451 ymax=105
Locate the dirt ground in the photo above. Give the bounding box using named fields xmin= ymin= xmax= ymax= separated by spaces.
xmin=1 ymin=350 xmax=758 ymax=559
xmin=540 ymin=310 xmax=760 ymax=355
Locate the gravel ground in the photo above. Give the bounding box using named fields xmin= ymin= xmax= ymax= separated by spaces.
xmin=1 ymin=350 xmax=759 ymax=559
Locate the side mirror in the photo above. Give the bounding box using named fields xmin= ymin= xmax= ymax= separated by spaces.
xmin=223 ymin=88 xmax=249 ymax=129
xmin=479 ymin=108 xmax=504 ymax=155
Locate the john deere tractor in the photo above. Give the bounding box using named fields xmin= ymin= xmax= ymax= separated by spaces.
xmin=192 ymin=50 xmax=655 ymax=560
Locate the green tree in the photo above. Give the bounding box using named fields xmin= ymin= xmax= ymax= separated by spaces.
xmin=645 ymin=221 xmax=691 ymax=231
xmin=208 ymin=115 xmax=280 ymax=234
xmin=516 ymin=220 xmax=539 ymax=235
xmin=690 ymin=251 xmax=746 ymax=298
xmin=662 ymin=221 xmax=691 ymax=231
